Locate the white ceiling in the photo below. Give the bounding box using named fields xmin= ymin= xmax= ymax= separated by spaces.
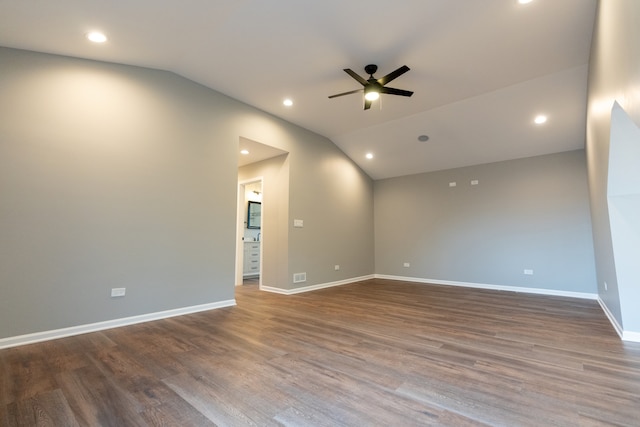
xmin=0 ymin=0 xmax=597 ymax=180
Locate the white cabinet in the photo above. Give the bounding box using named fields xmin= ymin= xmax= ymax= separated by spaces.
xmin=243 ymin=241 xmax=260 ymax=277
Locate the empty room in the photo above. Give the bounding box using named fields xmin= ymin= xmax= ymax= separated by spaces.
xmin=1 ymin=0 xmax=639 ymax=425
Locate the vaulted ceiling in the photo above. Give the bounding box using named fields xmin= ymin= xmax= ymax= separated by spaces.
xmin=0 ymin=0 xmax=597 ymax=179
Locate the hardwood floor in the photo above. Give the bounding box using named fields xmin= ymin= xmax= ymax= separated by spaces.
xmin=2 ymin=278 xmax=640 ymax=426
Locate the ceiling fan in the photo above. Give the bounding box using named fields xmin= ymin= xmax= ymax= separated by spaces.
xmin=328 ymin=64 xmax=413 ymax=110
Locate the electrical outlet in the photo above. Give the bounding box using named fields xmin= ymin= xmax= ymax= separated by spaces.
xmin=403 ymin=262 xmax=410 ymax=268
xmin=604 ymin=281 xmax=608 ymax=290
xmin=524 ymin=269 xmax=534 ymax=275
xmin=334 ymin=265 xmax=340 ymax=271
xmin=293 ymin=219 xmax=304 ymax=228
xmin=293 ymin=272 xmax=306 ymax=283
xmin=111 ymin=288 xmax=126 ymax=297
xmin=449 ymin=182 xmax=457 ymax=187
xmin=471 ymin=179 xmax=479 ymax=185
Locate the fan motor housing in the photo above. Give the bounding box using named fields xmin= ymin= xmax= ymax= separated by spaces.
xmin=364 ymin=64 xmax=378 ymax=76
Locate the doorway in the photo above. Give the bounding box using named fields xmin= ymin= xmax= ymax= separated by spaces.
xmin=236 ymin=178 xmax=263 ymax=287
xmin=236 ymin=136 xmax=290 ymax=291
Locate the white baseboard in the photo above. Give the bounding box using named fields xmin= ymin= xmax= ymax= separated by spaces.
xmin=259 ymin=285 xmax=291 ymax=295
xmin=0 ymin=299 xmax=236 ymax=350
xmin=375 ymin=274 xmax=599 ymax=300
xmin=378 ymin=275 xmax=640 ymax=342
xmin=622 ymin=330 xmax=640 ymax=342
xmin=597 ymin=297 xmax=624 ymax=339
xmin=597 ymin=298 xmax=640 ymax=342
xmin=261 ymin=274 xmax=374 ymax=295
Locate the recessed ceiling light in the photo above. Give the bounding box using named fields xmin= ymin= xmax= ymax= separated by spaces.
xmin=534 ymin=115 xmax=548 ymax=124
xmin=365 ymin=153 xmax=374 ymax=160
xmin=86 ymin=32 xmax=107 ymax=43
xmin=240 ymin=149 xmax=249 ymax=155
xmin=518 ymin=0 xmax=533 ymax=4
xmin=417 ymin=135 xmax=430 ymax=142
xmin=283 ymin=99 xmax=293 ymax=107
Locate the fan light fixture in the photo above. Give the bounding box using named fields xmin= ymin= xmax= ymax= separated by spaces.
xmin=364 ymin=89 xmax=380 ymax=101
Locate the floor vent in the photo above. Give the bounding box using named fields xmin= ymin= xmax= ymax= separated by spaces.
xmin=293 ymin=272 xmax=307 ymax=283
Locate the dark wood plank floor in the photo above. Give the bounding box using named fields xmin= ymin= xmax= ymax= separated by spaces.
xmin=2 ymin=278 xmax=640 ymax=426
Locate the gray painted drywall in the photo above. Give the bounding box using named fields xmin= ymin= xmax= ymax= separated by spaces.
xmin=586 ymin=0 xmax=640 ymax=333
xmin=0 ymin=48 xmax=237 ymax=339
xmin=0 ymin=47 xmax=374 ymax=339
xmin=285 ymin=136 xmax=375 ymax=290
xmin=608 ymin=104 xmax=640 ymax=334
xmin=374 ymin=150 xmax=597 ymax=293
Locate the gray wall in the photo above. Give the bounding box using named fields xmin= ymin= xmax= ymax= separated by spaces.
xmin=287 ymin=140 xmax=375 ymax=290
xmin=0 ymin=47 xmax=374 ymax=339
xmin=374 ymin=150 xmax=597 ymax=293
xmin=586 ymin=0 xmax=640 ymax=333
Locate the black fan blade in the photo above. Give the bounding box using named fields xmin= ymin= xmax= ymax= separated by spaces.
xmin=380 ymin=87 xmax=414 ymax=97
xmin=328 ymin=88 xmax=364 ymax=99
xmin=377 ymin=65 xmax=410 ymax=86
xmin=364 ymin=98 xmax=373 ymax=110
xmin=344 ymin=69 xmax=369 ymax=86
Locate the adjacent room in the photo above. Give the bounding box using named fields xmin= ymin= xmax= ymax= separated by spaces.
xmin=1 ymin=0 xmax=639 ymax=425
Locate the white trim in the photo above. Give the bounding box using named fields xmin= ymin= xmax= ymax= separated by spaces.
xmin=597 ymin=298 xmax=640 ymax=342
xmin=259 ymin=285 xmax=291 ymax=295
xmin=622 ymin=330 xmax=640 ymax=342
xmin=261 ymin=274 xmax=374 ymax=295
xmin=374 ymin=274 xmax=599 ymax=300
xmin=597 ymin=297 xmax=624 ymax=339
xmin=0 ymin=299 xmax=236 ymax=350
xmin=377 ymin=275 xmax=640 ymax=341
xmin=268 ymin=276 xmax=640 ymax=342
